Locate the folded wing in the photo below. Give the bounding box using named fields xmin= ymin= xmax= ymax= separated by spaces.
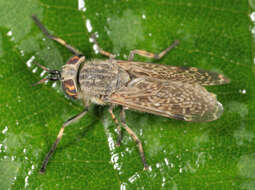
xmin=110 ymin=77 xmax=223 ymax=122
xmin=116 ymin=61 xmax=230 ymax=86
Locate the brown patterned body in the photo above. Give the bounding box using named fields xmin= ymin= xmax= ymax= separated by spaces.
xmin=61 ymin=58 xmax=229 ymax=122
xmin=32 ymin=15 xmax=230 ymax=173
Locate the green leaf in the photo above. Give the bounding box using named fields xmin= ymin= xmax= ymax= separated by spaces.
xmin=0 ymin=0 xmax=254 ymax=189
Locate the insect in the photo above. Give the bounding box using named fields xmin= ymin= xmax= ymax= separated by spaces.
xmin=31 ymin=15 xmax=230 ymax=173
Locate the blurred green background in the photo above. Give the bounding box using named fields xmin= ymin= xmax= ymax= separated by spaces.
xmin=0 ymin=0 xmax=254 ymax=189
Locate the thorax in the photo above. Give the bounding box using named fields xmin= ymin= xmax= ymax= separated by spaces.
xmin=78 ymin=59 xmax=130 ymax=104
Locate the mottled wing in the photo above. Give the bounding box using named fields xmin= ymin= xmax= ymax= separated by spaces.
xmin=110 ymin=78 xmax=223 ymax=122
xmin=116 ymin=60 xmax=230 ymax=86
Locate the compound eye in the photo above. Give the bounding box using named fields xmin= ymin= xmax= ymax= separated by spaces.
xmin=62 ymin=79 xmax=78 ymax=99
xmin=66 ymin=56 xmax=80 ymax=65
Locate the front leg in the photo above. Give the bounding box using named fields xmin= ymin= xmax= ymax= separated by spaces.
xmin=40 ymin=108 xmax=88 ymax=173
xmin=32 ymin=15 xmax=83 ymax=56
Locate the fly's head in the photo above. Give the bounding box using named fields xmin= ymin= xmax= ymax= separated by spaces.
xmin=61 ymin=56 xmax=85 ymax=99
xmin=33 ymin=55 xmax=85 ymax=99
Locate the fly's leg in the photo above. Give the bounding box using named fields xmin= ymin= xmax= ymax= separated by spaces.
xmin=108 ymin=105 xmax=123 ymax=146
xmin=120 ymin=108 xmax=149 ymax=170
xmin=90 ymin=34 xmax=116 ymax=59
xmin=40 ymin=109 xmax=88 ymax=173
xmin=128 ymin=40 xmax=179 ymax=61
xmin=32 ymin=15 xmax=82 ymax=56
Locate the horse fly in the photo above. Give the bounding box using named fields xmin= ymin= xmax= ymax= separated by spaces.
xmin=31 ymin=15 xmax=230 ymax=173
